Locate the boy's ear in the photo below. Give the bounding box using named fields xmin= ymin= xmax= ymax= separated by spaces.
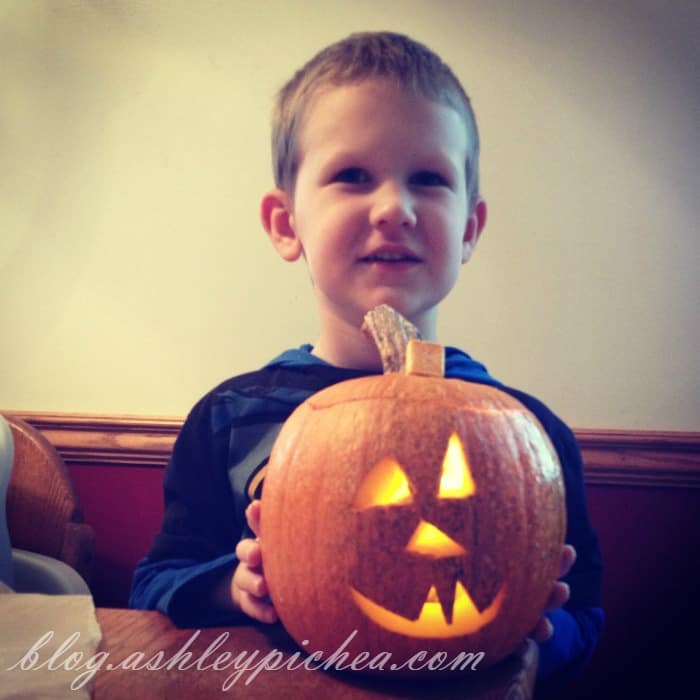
xmin=260 ymin=188 xmax=303 ymax=262
xmin=462 ymin=197 xmax=487 ymax=264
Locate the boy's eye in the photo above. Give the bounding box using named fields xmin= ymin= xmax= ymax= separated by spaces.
xmin=332 ymin=167 xmax=371 ymax=184
xmin=410 ymin=171 xmax=449 ymax=187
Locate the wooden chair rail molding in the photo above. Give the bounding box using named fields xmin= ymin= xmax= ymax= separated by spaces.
xmin=5 ymin=411 xmax=700 ymax=489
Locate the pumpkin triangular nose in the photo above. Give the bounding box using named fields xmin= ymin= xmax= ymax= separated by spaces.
xmin=405 ymin=519 xmax=466 ymax=557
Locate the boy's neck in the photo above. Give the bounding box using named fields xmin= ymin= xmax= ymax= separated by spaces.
xmin=311 ymin=329 xmax=382 ymax=371
xmin=311 ymin=307 xmax=438 ymax=371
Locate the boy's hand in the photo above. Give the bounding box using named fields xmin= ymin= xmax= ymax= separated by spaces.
xmin=529 ymin=544 xmax=576 ymax=642
xmin=230 ymin=500 xmax=278 ymax=624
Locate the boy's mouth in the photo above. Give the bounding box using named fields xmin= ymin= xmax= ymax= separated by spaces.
xmin=359 ymin=247 xmax=422 ymax=264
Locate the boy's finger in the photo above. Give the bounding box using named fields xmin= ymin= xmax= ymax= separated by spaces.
xmin=560 ymin=545 xmax=576 ymax=577
xmin=240 ymin=591 xmax=278 ymax=624
xmin=544 ymin=581 xmax=570 ymax=613
xmin=246 ymin=500 xmax=262 ymax=537
xmin=530 ymin=616 xmax=554 ymax=642
xmin=234 ymin=564 xmax=269 ymax=599
xmin=235 ymin=538 xmax=263 ymax=568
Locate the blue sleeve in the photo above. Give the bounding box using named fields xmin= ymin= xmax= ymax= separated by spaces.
xmin=535 ymin=606 xmax=605 ymax=697
xmin=128 ymin=392 xmax=250 ymax=627
xmin=129 ymin=554 xmax=248 ymax=628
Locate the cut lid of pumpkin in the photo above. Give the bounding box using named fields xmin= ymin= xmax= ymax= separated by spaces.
xmin=405 ymin=339 xmax=444 ymax=378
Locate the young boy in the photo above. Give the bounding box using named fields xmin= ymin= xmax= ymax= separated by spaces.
xmin=130 ymin=31 xmax=603 ymax=695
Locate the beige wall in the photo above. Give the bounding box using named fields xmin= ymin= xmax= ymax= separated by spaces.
xmin=1 ymin=0 xmax=698 ymax=430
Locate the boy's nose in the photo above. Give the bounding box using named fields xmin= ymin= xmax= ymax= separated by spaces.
xmin=370 ymin=182 xmax=417 ymax=230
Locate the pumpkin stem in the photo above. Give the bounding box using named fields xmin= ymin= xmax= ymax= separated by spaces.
xmin=362 ymin=305 xmax=421 ymax=373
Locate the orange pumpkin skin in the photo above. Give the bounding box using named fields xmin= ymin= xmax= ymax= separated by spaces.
xmin=260 ymin=373 xmax=566 ymax=674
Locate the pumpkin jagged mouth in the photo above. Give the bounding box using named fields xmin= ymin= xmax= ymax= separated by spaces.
xmin=349 ymin=581 xmax=505 ymax=639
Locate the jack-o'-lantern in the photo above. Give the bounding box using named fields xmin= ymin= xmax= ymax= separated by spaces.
xmin=260 ymin=306 xmax=565 ymax=674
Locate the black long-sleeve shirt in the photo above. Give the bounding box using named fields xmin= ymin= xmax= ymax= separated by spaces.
xmin=130 ymin=345 xmax=604 ymax=694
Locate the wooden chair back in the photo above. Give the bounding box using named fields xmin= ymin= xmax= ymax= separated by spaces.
xmin=3 ymin=414 xmax=94 ymax=584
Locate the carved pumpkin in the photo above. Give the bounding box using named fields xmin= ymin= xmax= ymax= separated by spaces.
xmin=260 ymin=307 xmax=565 ymax=674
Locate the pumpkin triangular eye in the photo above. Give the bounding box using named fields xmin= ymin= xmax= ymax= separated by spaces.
xmin=354 ymin=457 xmax=414 ymax=509
xmin=438 ymin=433 xmax=475 ymax=498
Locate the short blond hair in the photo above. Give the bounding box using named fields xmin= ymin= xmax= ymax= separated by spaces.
xmin=271 ymin=31 xmax=480 ymax=207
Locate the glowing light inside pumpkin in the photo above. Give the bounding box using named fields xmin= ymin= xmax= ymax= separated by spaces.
xmin=350 ymin=433 xmax=505 ymax=638
xmin=405 ymin=519 xmax=467 ymax=557
xmin=350 ymin=581 xmax=505 ymax=638
xmin=354 ymin=457 xmax=413 ymax=509
xmin=438 ymin=433 xmax=475 ymax=498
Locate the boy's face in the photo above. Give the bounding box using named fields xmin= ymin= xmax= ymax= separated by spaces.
xmin=266 ymin=79 xmax=484 ymax=338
